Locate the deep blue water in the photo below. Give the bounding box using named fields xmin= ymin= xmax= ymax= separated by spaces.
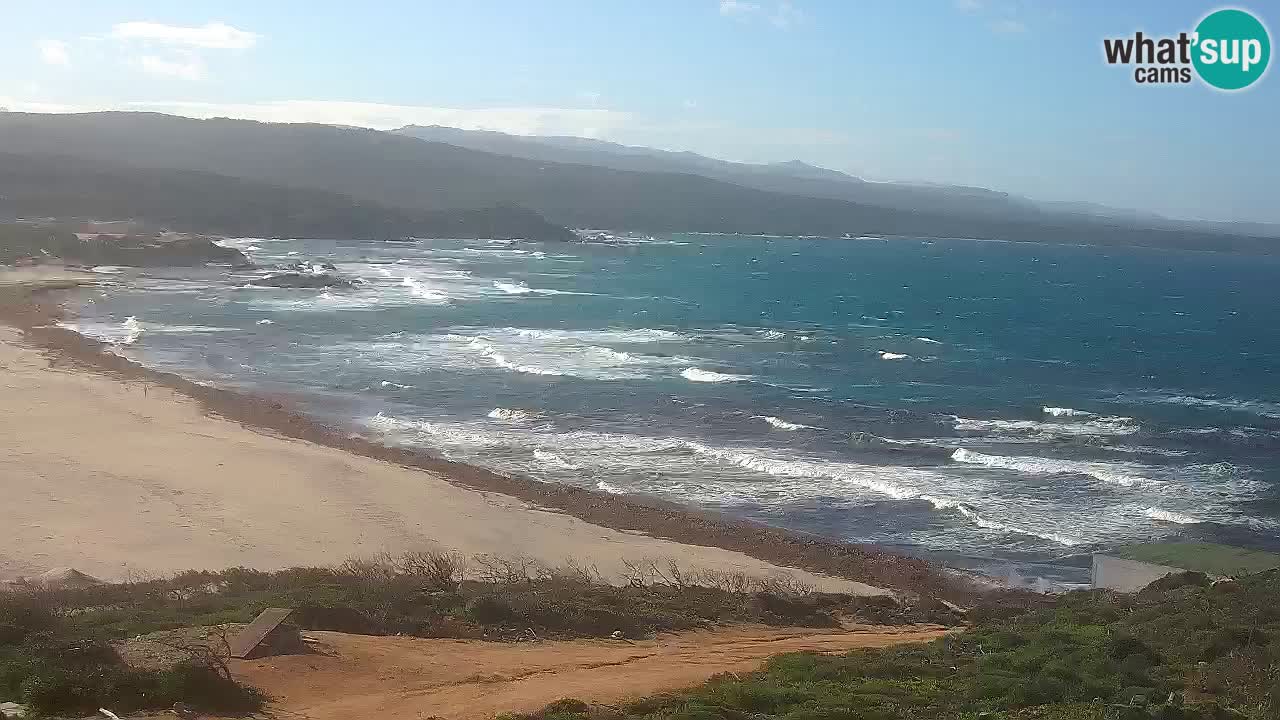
xmin=65 ymin=234 xmax=1280 ymax=587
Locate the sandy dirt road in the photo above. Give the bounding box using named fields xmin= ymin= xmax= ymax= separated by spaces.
xmin=233 ymin=624 xmax=948 ymax=720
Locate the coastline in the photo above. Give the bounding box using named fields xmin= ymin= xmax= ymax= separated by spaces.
xmin=0 ymin=269 xmax=979 ymax=602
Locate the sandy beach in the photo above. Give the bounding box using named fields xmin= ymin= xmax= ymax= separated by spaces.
xmin=0 ymin=270 xmax=908 ymax=594
xmin=0 ymin=324 xmax=888 ymax=593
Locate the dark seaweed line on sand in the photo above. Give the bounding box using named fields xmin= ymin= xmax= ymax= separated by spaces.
xmin=0 ymin=281 xmax=983 ymax=604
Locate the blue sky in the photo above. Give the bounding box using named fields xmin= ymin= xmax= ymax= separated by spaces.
xmin=2 ymin=1 xmax=1277 ymax=223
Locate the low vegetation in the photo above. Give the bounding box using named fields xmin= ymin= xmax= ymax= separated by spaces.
xmin=508 ymin=570 xmax=1280 ymax=720
xmin=0 ymin=553 xmax=955 ymax=715
xmin=0 ymin=593 xmax=263 ymax=716
xmin=1115 ymin=542 xmax=1280 ymax=577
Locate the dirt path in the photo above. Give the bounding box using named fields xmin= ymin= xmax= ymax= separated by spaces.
xmin=233 ymin=624 xmax=948 ymax=719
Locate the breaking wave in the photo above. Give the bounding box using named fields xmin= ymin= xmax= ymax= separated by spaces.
xmin=923 ymin=496 xmax=1081 ymax=546
xmin=1143 ymin=507 xmax=1202 ymax=524
xmin=953 ymin=414 xmax=1139 ymax=438
xmin=879 ymin=351 xmax=909 ymax=360
xmin=487 ymin=407 xmax=540 ymax=421
xmin=682 ymin=367 xmax=751 ymax=383
xmin=755 ymin=415 xmax=814 ymax=431
xmin=685 ymin=442 xmax=920 ymax=500
xmin=402 ymin=277 xmax=450 ymax=303
xmin=533 ymin=449 xmax=578 ymax=469
xmin=950 ymin=448 xmax=1146 ymax=487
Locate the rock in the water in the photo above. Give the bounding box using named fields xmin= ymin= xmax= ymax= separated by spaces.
xmin=249 ymin=272 xmax=359 ymax=289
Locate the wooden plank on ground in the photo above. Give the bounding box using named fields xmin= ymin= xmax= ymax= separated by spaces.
xmin=229 ymin=608 xmax=295 ymax=659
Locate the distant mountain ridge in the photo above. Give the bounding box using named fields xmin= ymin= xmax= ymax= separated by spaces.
xmin=0 ymin=111 xmax=1274 ymax=252
xmin=0 ymin=151 xmax=575 ymax=242
xmin=395 ymin=124 xmax=1036 ymax=219
xmin=396 ymin=124 xmax=1280 ymax=238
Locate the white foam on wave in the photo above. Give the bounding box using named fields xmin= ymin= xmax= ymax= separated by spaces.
xmin=332 ymin=328 xmax=690 ymax=382
xmin=468 ymin=338 xmax=566 ymax=377
xmin=380 ymin=380 xmax=414 ymax=389
xmin=1143 ymin=507 xmax=1201 ymax=524
xmin=950 ymin=447 xmax=1147 ymax=487
xmin=1143 ymin=393 xmax=1280 ymax=420
xmin=755 ymin=415 xmax=813 ymax=431
xmin=685 ymin=442 xmax=921 ymax=500
xmin=878 ymin=351 xmax=909 ymax=360
xmin=510 ymin=327 xmax=684 ymax=343
xmin=494 ymin=281 xmax=534 ymax=295
xmin=493 ymin=280 xmax=592 ymax=297
xmin=760 ymin=329 xmax=787 ymax=340
xmin=256 ymin=319 xmax=275 ymax=325
xmin=914 ymin=337 xmax=942 ymax=344
xmin=361 ymin=412 xmax=1096 ymax=549
xmin=402 ymin=276 xmax=450 ymax=304
xmin=954 ymin=414 xmax=1139 ymax=438
xmin=1043 ymin=406 xmax=1089 ymax=417
xmin=57 ymin=316 xmax=144 ymax=346
xmin=682 ymin=367 xmax=751 ymax=383
xmin=923 ymin=496 xmax=1082 ymax=546
xmin=90 ymin=266 xmax=125 ymax=275
xmin=533 ymin=449 xmax=579 ymax=470
xmin=487 ymin=407 xmax=539 ymax=421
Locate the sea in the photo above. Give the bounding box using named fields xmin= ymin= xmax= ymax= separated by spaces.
xmin=61 ymin=233 xmax=1280 ymax=588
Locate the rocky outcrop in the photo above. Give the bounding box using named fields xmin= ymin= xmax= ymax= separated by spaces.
xmin=249 ymin=272 xmax=359 ymax=289
xmin=0 ymin=224 xmax=250 ymax=267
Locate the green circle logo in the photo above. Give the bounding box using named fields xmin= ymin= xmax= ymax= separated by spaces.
xmin=1193 ymin=8 xmax=1270 ymax=90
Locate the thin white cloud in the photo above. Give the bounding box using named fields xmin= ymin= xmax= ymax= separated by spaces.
xmin=110 ymin=21 xmax=259 ymax=50
xmin=954 ymin=0 xmax=983 ymax=12
xmin=720 ymin=0 xmax=804 ymax=28
xmin=990 ymin=18 xmax=1027 ymax=33
xmin=720 ymin=0 xmax=762 ymax=17
xmin=137 ymin=55 xmax=205 ymax=80
xmin=38 ymin=39 xmax=71 ymax=67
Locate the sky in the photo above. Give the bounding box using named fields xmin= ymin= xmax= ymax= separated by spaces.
xmin=2 ymin=1 xmax=1277 ymax=224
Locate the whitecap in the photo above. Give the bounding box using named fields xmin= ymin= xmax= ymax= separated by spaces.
xmin=914 ymin=336 xmax=942 ymax=344
xmin=754 ymin=415 xmax=813 ymax=431
xmin=256 ymin=319 xmax=275 ymax=325
xmin=1143 ymin=393 xmax=1280 ymax=420
xmin=685 ymin=442 xmax=920 ymax=500
xmin=1043 ymin=406 xmax=1090 ymax=417
xmin=494 ymin=281 xmax=534 ymax=295
xmin=533 ymin=449 xmax=578 ymax=470
xmin=596 ymin=480 xmax=624 ymax=494
xmin=487 ymin=407 xmax=539 ymax=421
xmin=402 ymin=276 xmax=450 ymax=303
xmin=923 ymin=496 xmax=1081 ymax=546
xmin=954 ymin=415 xmax=1138 ymax=438
xmin=380 ymin=380 xmax=414 ymax=389
xmin=681 ymin=367 xmax=751 ymax=383
xmin=879 ymin=351 xmax=909 ymax=360
xmin=950 ymin=447 xmax=1146 ymax=487
xmin=1143 ymin=507 xmax=1201 ymax=524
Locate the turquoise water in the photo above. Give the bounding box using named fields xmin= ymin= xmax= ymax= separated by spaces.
xmin=67 ymin=234 xmax=1280 ymax=587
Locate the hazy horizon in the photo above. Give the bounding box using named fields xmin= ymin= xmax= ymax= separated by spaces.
xmin=2 ymin=0 xmax=1277 ymax=224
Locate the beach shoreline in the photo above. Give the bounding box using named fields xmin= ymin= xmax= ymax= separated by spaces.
xmin=0 ymin=268 xmax=978 ymax=602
